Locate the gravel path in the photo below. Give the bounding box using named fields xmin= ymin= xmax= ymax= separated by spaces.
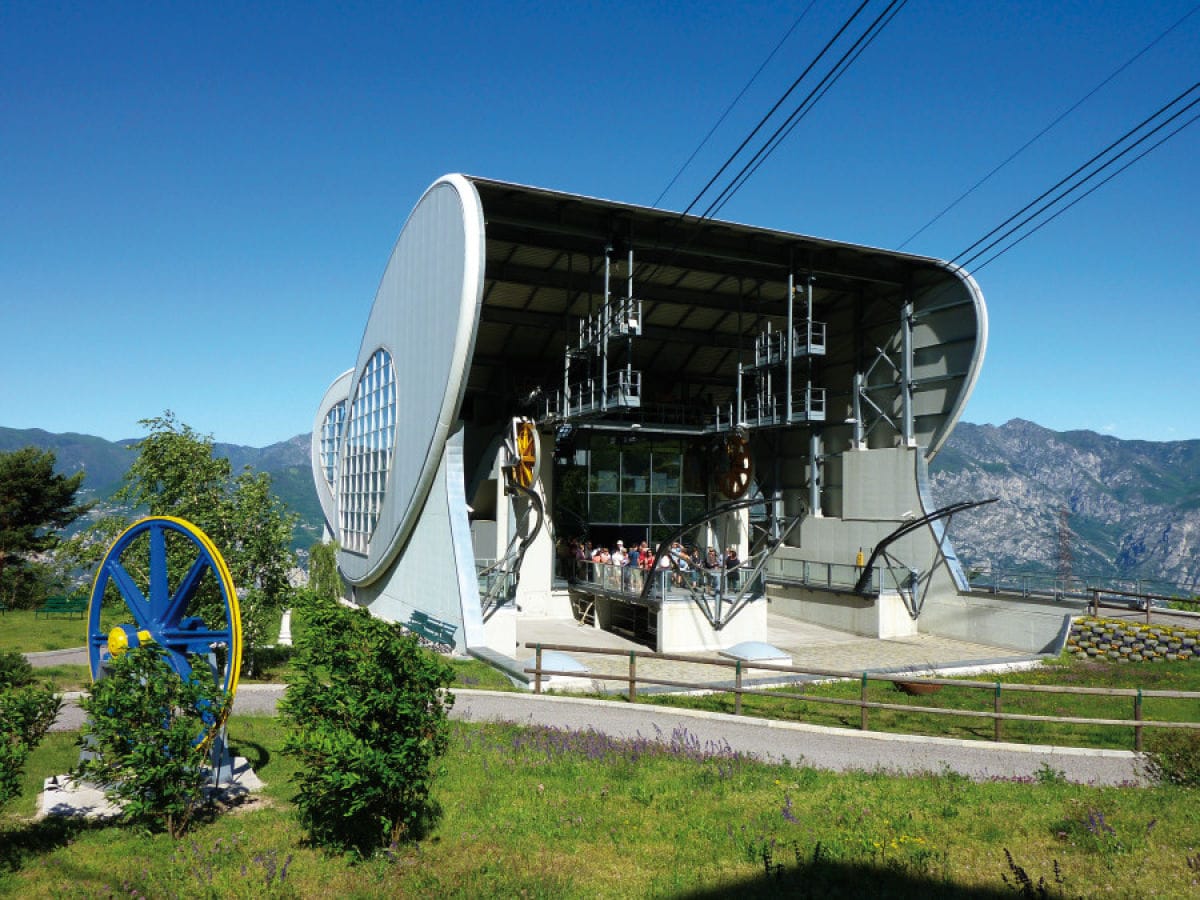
xmin=48 ymin=685 xmax=1146 ymax=786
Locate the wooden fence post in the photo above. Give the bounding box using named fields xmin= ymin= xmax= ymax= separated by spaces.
xmin=993 ymin=682 xmax=1002 ymax=742
xmin=535 ymin=644 xmax=543 ymax=695
xmin=860 ymin=672 xmax=869 ymax=730
xmin=735 ymin=660 xmax=743 ymax=716
xmin=1134 ymin=688 xmax=1143 ymax=752
xmin=628 ymin=651 xmax=637 ymax=703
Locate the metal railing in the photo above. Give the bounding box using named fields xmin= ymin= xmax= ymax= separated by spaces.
xmin=761 ymin=556 xmax=923 ymax=597
xmin=579 ymin=296 xmax=642 ymax=348
xmin=561 ymin=369 xmax=642 ymax=418
xmin=1089 ymin=588 xmax=1200 ymax=625
xmin=969 ymin=568 xmax=1198 ymax=603
xmin=570 ymin=560 xmax=760 ymax=602
xmin=742 ymin=386 xmax=826 ymax=427
xmin=523 ymin=642 xmax=1200 ymax=751
xmin=752 ymin=322 xmax=827 ymax=368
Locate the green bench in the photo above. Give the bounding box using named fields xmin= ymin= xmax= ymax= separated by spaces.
xmin=35 ymin=595 xmax=87 ymax=619
xmin=406 ymin=610 xmax=458 ymax=650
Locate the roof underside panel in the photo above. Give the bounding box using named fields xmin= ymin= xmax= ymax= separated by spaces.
xmin=463 ymin=176 xmax=984 ymax=458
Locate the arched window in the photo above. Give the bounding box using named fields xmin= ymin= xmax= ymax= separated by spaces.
xmin=338 ymin=350 xmax=397 ymax=553
xmin=320 ymin=400 xmax=346 ymax=488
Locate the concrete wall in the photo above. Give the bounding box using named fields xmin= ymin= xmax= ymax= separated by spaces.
xmin=763 ymin=444 xmax=1071 ymax=652
xmin=655 ymin=598 xmax=768 ymax=653
xmin=918 ymin=590 xmax=1072 ymax=655
xmin=769 ymin=587 xmax=918 ymax=639
xmin=515 ymin=446 xmax=572 ymax=618
xmin=353 ymin=428 xmax=484 ymax=653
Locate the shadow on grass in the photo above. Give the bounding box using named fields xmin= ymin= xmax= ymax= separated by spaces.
xmin=227 ymin=738 xmax=271 ymax=772
xmin=679 ymin=856 xmax=1060 ymax=899
xmin=0 ymin=816 xmax=90 ymax=873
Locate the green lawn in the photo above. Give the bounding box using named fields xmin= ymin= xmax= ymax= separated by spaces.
xmin=0 ymin=609 xmax=105 ymax=654
xmin=2 ymin=714 xmax=1198 ymax=898
xmin=635 ymin=654 xmax=1200 ymax=751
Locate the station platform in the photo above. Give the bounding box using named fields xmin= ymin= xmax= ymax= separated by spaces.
xmin=509 ymin=610 xmax=1039 ymax=693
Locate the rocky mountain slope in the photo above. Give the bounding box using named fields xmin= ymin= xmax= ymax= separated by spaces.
xmin=5 ymin=420 xmax=1199 ymax=587
xmin=928 ymin=419 xmax=1200 ymax=587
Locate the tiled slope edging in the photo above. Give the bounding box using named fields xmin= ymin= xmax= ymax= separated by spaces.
xmin=1067 ymin=616 xmax=1199 ymax=662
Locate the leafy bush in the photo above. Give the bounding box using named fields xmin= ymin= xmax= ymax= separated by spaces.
xmin=307 ymin=541 xmax=341 ymax=603
xmin=280 ymin=595 xmax=455 ymax=855
xmin=0 ymin=649 xmax=36 ymax=688
xmin=1144 ymin=729 xmax=1200 ymax=787
xmin=76 ymin=645 xmax=226 ymax=837
xmin=0 ymin=651 xmax=60 ymax=810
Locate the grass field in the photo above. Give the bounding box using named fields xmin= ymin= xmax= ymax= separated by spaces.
xmin=2 ymin=715 xmax=1198 ymax=898
xmin=635 ymin=654 xmax=1200 ymax=752
xmin=0 ymin=609 xmax=114 ymax=654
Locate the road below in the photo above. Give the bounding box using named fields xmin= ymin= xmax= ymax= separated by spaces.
xmin=50 ymin=685 xmax=1146 ymax=786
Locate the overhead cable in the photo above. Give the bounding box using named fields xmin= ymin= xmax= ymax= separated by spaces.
xmin=898 ymin=2 xmax=1200 ymax=250
xmin=652 ymin=2 xmax=817 ymax=209
xmin=951 ymin=82 xmax=1200 ymax=270
xmin=970 ymin=109 xmax=1200 ymax=273
xmin=681 ymin=0 xmax=875 ymax=218
xmin=704 ymin=0 xmax=909 ymax=221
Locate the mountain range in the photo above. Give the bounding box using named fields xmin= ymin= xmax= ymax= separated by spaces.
xmin=4 ymin=420 xmax=1198 ymax=588
xmin=0 ymin=427 xmax=323 ymax=552
xmin=930 ymin=419 xmax=1200 ymax=588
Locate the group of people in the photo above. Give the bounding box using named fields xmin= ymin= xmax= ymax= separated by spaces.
xmin=565 ymin=536 xmax=741 ymax=594
xmin=663 ymin=541 xmax=741 ymax=590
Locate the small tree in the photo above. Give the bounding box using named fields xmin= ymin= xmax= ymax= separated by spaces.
xmin=76 ymin=413 xmax=298 ymax=675
xmin=76 ymin=646 xmax=224 ymax=837
xmin=280 ymin=595 xmax=455 ymax=855
xmin=307 ymin=540 xmax=341 ymax=603
xmin=0 ymin=446 xmax=90 ymax=605
xmin=0 ymin=651 xmax=61 ymax=811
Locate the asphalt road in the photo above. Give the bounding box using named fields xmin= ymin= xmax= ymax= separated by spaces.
xmin=49 ymin=685 xmax=1146 ymax=787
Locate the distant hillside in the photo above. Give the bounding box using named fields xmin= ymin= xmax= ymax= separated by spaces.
xmin=0 ymin=427 xmax=138 ymax=500
xmin=7 ymin=420 xmax=1200 ymax=587
xmin=0 ymin=426 xmax=321 ymax=552
xmin=929 ymin=419 xmax=1200 ymax=587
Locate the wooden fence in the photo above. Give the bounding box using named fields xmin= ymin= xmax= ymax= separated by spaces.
xmin=1089 ymin=587 xmax=1199 ymax=624
xmin=524 ymin=642 xmax=1200 ymax=751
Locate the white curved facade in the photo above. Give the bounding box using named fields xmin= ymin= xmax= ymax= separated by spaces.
xmin=312 ymin=174 xmax=988 ymax=654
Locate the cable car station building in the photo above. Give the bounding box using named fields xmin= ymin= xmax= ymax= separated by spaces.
xmin=312 ymin=174 xmax=1054 ymax=663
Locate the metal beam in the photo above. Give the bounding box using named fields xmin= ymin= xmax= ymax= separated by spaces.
xmin=479 ymin=304 xmax=753 ymax=351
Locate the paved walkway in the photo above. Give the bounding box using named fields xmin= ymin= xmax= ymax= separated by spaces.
xmin=511 ymin=612 xmax=1038 ymax=693
xmin=42 ymin=614 xmax=1131 ymax=786
xmin=453 ymin=690 xmax=1145 ymax=786
xmin=47 ymin=686 xmax=1144 ymax=786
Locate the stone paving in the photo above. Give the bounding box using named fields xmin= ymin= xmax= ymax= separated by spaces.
xmin=514 ymin=612 xmax=1037 ymax=694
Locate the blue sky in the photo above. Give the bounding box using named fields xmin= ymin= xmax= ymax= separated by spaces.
xmin=2 ymin=1 xmax=1197 ymax=446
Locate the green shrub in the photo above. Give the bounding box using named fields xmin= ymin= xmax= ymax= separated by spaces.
xmin=0 ymin=649 xmax=36 ymax=688
xmin=280 ymin=595 xmax=455 ymax=855
xmin=1144 ymin=729 xmax=1200 ymax=787
xmin=76 ymin=645 xmax=226 ymax=837
xmin=0 ymin=653 xmax=60 ymax=810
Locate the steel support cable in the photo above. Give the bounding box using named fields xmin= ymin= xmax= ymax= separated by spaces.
xmin=954 ymin=86 xmax=1200 ymax=271
xmin=680 ymin=0 xmax=876 ymax=219
xmin=950 ymin=81 xmax=1200 ymax=267
xmin=652 ymin=2 xmax=818 ymax=209
xmin=897 ymin=3 xmax=1200 ymax=250
xmin=706 ymin=0 xmax=909 ymax=221
xmin=633 ymin=0 xmax=897 ymax=289
xmin=971 ymin=109 xmax=1200 ymax=273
